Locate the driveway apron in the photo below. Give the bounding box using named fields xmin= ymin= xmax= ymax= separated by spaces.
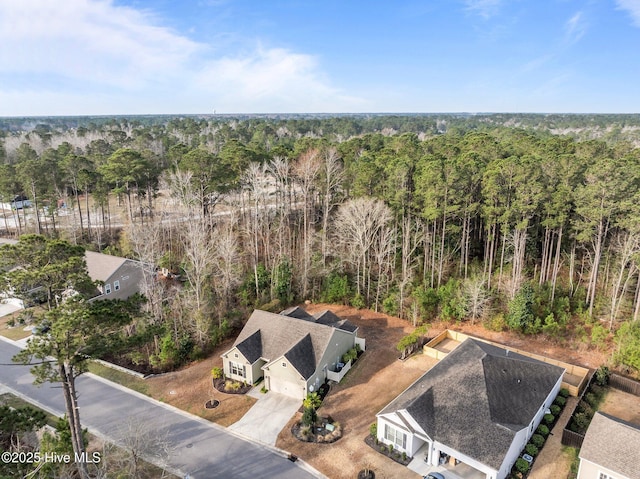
xmin=229 ymin=390 xmax=301 ymax=445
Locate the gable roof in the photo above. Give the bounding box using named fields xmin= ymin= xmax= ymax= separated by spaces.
xmin=280 ymin=306 xmax=316 ymax=321
xmin=231 ymin=309 xmax=348 ymax=379
xmin=379 ymin=338 xmax=564 ymax=470
xmin=313 ymin=310 xmax=358 ymax=332
xmin=85 ymin=251 xmax=129 ymax=282
xmin=580 ymin=412 xmax=640 ymax=479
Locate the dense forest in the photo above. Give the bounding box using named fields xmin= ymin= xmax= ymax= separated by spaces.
xmin=1 ymin=113 xmax=640 ymax=378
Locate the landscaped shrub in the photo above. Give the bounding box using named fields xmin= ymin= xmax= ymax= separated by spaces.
xmin=594 ymin=365 xmax=610 ymax=386
xmin=559 ymin=388 xmax=570 ymax=398
xmin=525 ymin=443 xmax=539 ymax=457
xmin=578 ymin=400 xmax=594 ymax=418
xmin=211 ymin=367 xmax=224 ymax=379
xmin=550 ymin=404 xmax=561 ymax=416
xmin=554 ymin=396 xmax=567 ymax=407
xmin=585 ymin=392 xmax=600 ymax=408
xmin=342 ymin=347 xmax=358 ymax=364
xmin=515 ymin=458 xmax=530 ymax=474
xmin=573 ymin=412 xmax=591 ymax=432
xmin=531 ymin=434 xmax=545 ymax=448
xmin=543 ymin=413 xmax=555 ymax=425
xmin=369 ymin=423 xmax=377 ymax=437
xmin=224 ymin=380 xmax=241 ymax=392
xmin=536 ymin=424 xmax=549 ymax=437
xmin=302 ymin=407 xmax=317 ymax=427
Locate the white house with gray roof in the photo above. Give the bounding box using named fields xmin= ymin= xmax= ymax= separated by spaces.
xmin=376 ymin=338 xmax=564 ymax=479
xmin=221 ymin=308 xmax=363 ymax=399
xmin=578 ymin=412 xmax=640 ymax=479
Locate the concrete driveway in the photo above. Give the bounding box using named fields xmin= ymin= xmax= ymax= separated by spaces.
xmin=229 ymin=389 xmax=301 ymax=445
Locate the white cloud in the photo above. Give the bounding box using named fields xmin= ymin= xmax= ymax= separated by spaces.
xmin=565 ymin=11 xmax=588 ymax=44
xmin=463 ymin=0 xmax=503 ymax=19
xmin=0 ymin=0 xmax=363 ymax=114
xmin=616 ymin=0 xmax=640 ymax=27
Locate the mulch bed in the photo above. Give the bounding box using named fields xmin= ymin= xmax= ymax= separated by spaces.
xmin=212 ymin=377 xmax=253 ymax=394
xmin=364 ymin=434 xmax=411 ymax=466
xmin=291 ymin=416 xmax=342 ymax=444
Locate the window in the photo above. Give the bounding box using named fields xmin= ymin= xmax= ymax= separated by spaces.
xmin=105 ymin=283 xmax=111 ymax=294
xmin=384 ymin=423 xmax=407 ymax=450
xmin=229 ymin=362 xmax=245 ymax=378
xmin=114 ymin=280 xmax=120 ymax=291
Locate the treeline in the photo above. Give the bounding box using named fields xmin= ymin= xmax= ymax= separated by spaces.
xmin=1 ymin=117 xmax=640 ymax=375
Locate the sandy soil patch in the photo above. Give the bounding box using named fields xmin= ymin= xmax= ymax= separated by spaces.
xmin=599 ymin=388 xmax=640 ymax=425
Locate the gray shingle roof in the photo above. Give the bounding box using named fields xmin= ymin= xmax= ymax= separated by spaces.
xmin=379 ymin=338 xmax=564 ymax=470
xmin=232 ymin=309 xmax=339 ymax=379
xmin=580 ymin=412 xmax=640 ymax=479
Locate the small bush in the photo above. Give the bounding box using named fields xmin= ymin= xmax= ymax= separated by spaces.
xmin=559 ymin=388 xmax=570 ymax=398
xmin=594 ymin=365 xmax=610 ymax=386
xmin=402 ymin=452 xmax=407 ymax=461
xmin=515 ymin=458 xmax=530 ymax=474
xmin=550 ymin=404 xmax=561 ymax=416
xmin=260 ymin=386 xmax=268 ymax=394
xmin=302 ymin=406 xmax=317 ymax=427
xmin=536 ymin=424 xmax=549 ymax=437
xmin=585 ymin=392 xmax=599 ymax=408
xmin=211 ymin=367 xmax=224 ymax=379
xmin=525 ymin=443 xmax=539 ymax=457
xmin=554 ymin=396 xmax=567 ymax=407
xmin=531 ymin=434 xmax=545 ymax=448
xmin=578 ymin=400 xmax=594 ymax=418
xmin=388 ymin=444 xmax=394 ymax=454
xmin=573 ymin=412 xmax=591 ymax=432
xmin=6 ymin=318 xmax=15 ymax=328
xmin=224 ymin=380 xmax=241 ymax=392
xmin=369 ymin=423 xmax=377 ymax=437
xmin=543 ymin=413 xmax=555 ymax=425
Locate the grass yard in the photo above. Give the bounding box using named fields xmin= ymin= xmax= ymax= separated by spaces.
xmin=87 ymin=361 xmax=149 ymax=395
xmin=0 ymin=307 xmax=37 ymax=341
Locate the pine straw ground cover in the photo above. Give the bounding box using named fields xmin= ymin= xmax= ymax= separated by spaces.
xmin=144 ymin=337 xmax=256 ymax=427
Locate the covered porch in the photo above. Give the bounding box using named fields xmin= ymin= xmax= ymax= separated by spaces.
xmin=408 ymin=442 xmax=488 ymax=479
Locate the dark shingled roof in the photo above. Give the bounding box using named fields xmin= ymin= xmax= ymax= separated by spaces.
xmin=379 ymin=338 xmax=564 ymax=470
xmin=580 ymin=412 xmax=640 ymax=479
xmin=280 ymin=306 xmax=315 ymax=321
xmin=231 ymin=309 xmax=342 ymax=379
xmin=313 ymin=310 xmax=358 ymax=332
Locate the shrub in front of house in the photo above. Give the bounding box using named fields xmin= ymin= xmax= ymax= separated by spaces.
xmin=531 ymin=434 xmax=545 ymax=448
xmin=536 ymin=424 xmax=549 ymax=437
xmin=369 ymin=423 xmax=377 ymax=437
xmin=550 ymin=404 xmax=561 ymax=416
xmin=554 ymin=396 xmax=566 ymax=407
xmin=211 ymin=367 xmax=224 ymax=379
xmin=515 ymin=458 xmax=530 ymax=474
xmin=559 ymin=387 xmax=570 ymax=398
xmin=525 ymin=443 xmax=539 ymax=457
xmin=543 ymin=413 xmax=555 ymax=425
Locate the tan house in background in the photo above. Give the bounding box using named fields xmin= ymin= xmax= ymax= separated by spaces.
xmin=577 ymin=412 xmax=640 ymax=479
xmin=221 ymin=307 xmax=364 ymax=399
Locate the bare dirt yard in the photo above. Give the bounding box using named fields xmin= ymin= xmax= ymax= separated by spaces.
xmin=141 ymin=303 xmax=610 ymax=479
xmin=599 ymin=388 xmax=640 ymax=425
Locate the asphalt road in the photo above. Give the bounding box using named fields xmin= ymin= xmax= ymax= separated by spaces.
xmin=0 ymin=337 xmax=321 ymax=479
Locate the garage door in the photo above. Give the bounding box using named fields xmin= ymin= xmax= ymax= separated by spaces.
xmin=269 ymin=378 xmax=304 ymax=399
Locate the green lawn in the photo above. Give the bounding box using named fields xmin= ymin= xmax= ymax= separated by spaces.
xmin=87 ymin=361 xmax=149 ymax=396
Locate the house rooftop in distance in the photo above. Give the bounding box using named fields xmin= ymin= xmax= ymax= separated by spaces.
xmin=579 ymin=412 xmax=640 ymax=479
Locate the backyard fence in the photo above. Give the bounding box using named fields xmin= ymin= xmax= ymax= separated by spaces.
xmin=561 ymin=428 xmax=586 ymax=448
xmin=609 ymin=373 xmax=640 ymax=396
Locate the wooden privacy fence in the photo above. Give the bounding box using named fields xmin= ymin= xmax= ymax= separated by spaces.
xmin=561 ymin=428 xmax=585 ymax=448
xmin=609 ymin=373 xmax=640 ymax=396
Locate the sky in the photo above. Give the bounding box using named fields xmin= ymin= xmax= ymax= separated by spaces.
xmin=0 ymin=0 xmax=639 ymax=116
